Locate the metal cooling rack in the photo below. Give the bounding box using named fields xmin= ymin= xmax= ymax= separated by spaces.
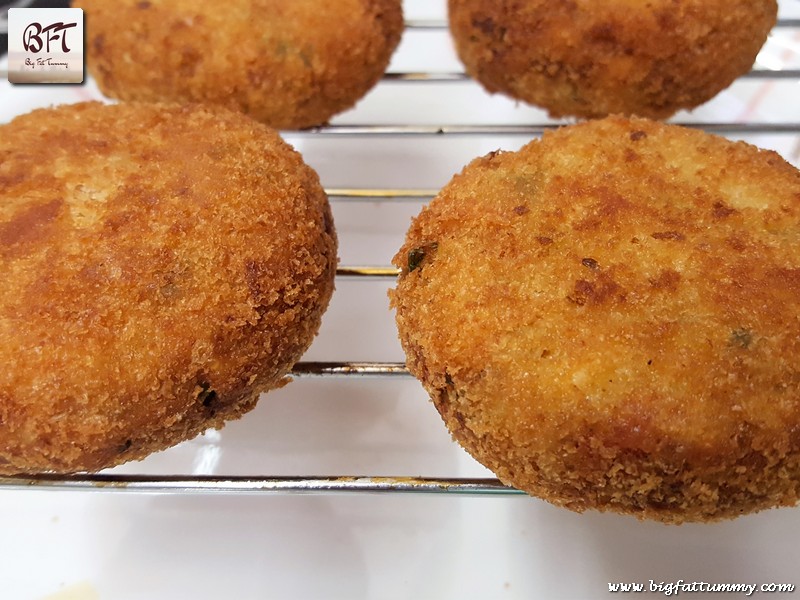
xmin=2 ymin=18 xmax=799 ymax=495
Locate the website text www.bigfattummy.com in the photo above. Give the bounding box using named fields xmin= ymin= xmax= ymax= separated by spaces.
xmin=608 ymin=580 xmax=795 ymax=596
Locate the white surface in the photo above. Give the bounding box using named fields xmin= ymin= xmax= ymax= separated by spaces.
xmin=1 ymin=1 xmax=800 ymax=599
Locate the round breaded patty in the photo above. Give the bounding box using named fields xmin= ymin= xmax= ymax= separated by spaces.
xmin=0 ymin=102 xmax=337 ymax=474
xmin=75 ymin=0 xmax=403 ymax=130
xmin=391 ymin=117 xmax=800 ymax=523
xmin=448 ymin=0 xmax=777 ymax=119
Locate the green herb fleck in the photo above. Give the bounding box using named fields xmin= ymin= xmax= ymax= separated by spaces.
xmin=730 ymin=328 xmax=753 ymax=349
xmin=197 ymin=382 xmax=217 ymax=407
xmin=581 ymin=257 xmax=599 ymax=270
xmin=408 ymin=242 xmax=438 ymax=273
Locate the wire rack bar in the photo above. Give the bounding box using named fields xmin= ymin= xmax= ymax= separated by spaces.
xmin=337 ymin=266 xmax=399 ymax=278
xmin=326 ymin=188 xmax=437 ymax=200
xmin=384 ymin=69 xmax=800 ymax=82
xmin=300 ymin=123 xmax=800 ymax=137
xmin=292 ymin=362 xmax=410 ymax=378
xmin=383 ymin=72 xmax=466 ymax=82
xmin=0 ymin=474 xmax=520 ymax=495
xmin=403 ymin=20 xmax=448 ymax=30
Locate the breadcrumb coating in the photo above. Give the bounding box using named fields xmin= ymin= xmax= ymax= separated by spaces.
xmin=391 ymin=116 xmax=800 ymax=523
xmin=448 ymin=0 xmax=777 ymax=119
xmin=75 ymin=0 xmax=403 ymax=129
xmin=0 ymin=102 xmax=337 ymax=474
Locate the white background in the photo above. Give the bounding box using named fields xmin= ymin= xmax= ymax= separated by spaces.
xmin=1 ymin=1 xmax=800 ymax=598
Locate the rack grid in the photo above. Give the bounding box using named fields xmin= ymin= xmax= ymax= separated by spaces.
xmin=2 ymin=17 xmax=799 ymax=495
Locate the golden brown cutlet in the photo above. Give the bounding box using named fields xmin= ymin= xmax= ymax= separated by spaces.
xmin=0 ymin=102 xmax=337 ymax=474
xmin=391 ymin=116 xmax=800 ymax=523
xmin=448 ymin=0 xmax=777 ymax=119
xmin=74 ymin=0 xmax=403 ymax=130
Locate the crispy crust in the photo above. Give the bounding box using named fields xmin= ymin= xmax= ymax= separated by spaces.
xmin=448 ymin=0 xmax=777 ymax=119
xmin=391 ymin=116 xmax=800 ymax=523
xmin=75 ymin=0 xmax=403 ymax=129
xmin=0 ymin=102 xmax=337 ymax=474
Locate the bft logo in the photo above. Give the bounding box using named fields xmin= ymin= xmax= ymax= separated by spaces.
xmin=7 ymin=8 xmax=84 ymax=84
xmin=23 ymin=21 xmax=78 ymax=54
